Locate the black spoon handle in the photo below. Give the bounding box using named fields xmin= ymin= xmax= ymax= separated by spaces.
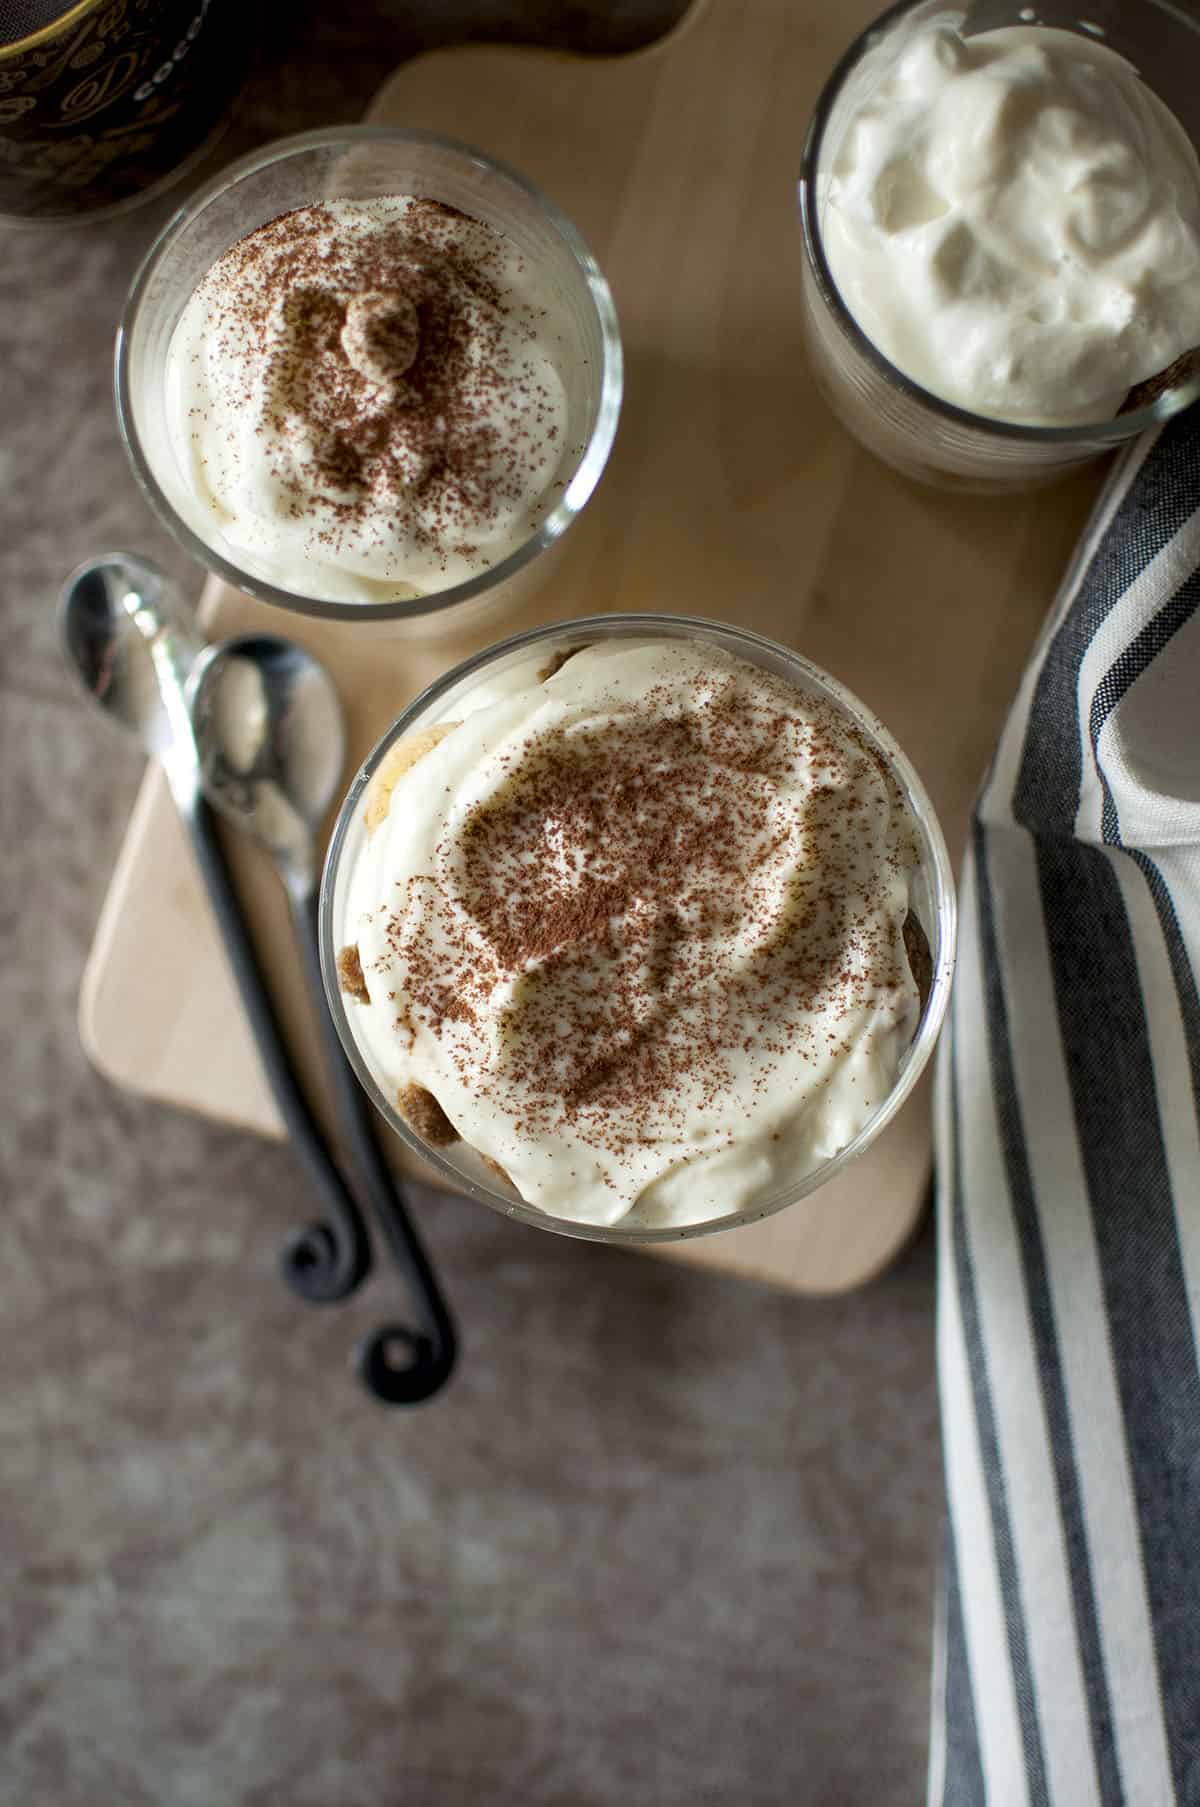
xmin=186 ymin=800 xmax=371 ymax=1304
xmin=289 ymin=887 xmax=457 ymax=1406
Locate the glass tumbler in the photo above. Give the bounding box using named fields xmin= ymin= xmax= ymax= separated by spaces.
xmin=115 ymin=126 xmax=622 ymax=630
xmin=319 ymin=613 xmax=957 ymax=1246
xmin=797 ymin=0 xmax=1200 ymax=492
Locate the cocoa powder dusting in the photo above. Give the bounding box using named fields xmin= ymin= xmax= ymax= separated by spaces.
xmin=190 ymin=198 xmax=564 ymax=569
xmin=377 ymin=662 xmax=920 ymax=1165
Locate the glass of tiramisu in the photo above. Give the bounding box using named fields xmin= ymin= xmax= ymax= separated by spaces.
xmin=798 ymin=0 xmax=1200 ymax=490
xmin=116 ymin=128 xmax=622 ymax=629
xmin=319 ymin=616 xmax=956 ymax=1243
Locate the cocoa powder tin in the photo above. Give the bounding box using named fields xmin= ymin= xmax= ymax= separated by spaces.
xmin=0 ymin=0 xmax=248 ymax=222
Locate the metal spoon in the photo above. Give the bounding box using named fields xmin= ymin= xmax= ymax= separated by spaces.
xmin=59 ymin=554 xmax=373 ymax=1308
xmin=189 ymin=633 xmax=456 ymax=1405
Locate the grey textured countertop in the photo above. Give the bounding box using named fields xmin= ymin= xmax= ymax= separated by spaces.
xmin=0 ymin=4 xmax=940 ymax=1800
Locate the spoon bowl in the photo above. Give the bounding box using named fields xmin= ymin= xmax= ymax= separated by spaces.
xmin=59 ymin=551 xmax=205 ymax=756
xmin=189 ymin=635 xmax=346 ymax=892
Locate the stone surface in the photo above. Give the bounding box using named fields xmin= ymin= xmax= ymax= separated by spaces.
xmin=0 ymin=3 xmax=940 ymax=1801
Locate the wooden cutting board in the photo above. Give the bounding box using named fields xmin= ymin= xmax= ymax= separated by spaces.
xmin=80 ymin=0 xmax=1102 ymax=1290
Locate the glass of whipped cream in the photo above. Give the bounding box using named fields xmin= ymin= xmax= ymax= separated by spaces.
xmin=116 ymin=128 xmax=622 ymax=628
xmin=798 ymin=0 xmax=1200 ymax=490
xmin=319 ymin=616 xmax=956 ymax=1245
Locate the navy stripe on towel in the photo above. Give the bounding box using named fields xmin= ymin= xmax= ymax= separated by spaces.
xmin=974 ymin=823 xmax=1122 ymax=1807
xmin=941 ymin=1519 xmax=987 ymax=1807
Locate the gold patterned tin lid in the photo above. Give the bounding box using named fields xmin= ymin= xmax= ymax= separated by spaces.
xmin=0 ymin=0 xmax=96 ymax=57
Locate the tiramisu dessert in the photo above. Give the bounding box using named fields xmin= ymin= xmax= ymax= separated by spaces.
xmin=163 ymin=197 xmax=574 ymax=602
xmin=334 ymin=639 xmax=934 ymax=1231
xmin=820 ymin=16 xmax=1200 ymax=424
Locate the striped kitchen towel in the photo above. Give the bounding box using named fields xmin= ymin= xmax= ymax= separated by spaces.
xmin=929 ymin=408 xmax=1200 ymax=1807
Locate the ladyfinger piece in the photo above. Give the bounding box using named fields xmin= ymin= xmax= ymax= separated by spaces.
xmin=395 ymin=1083 xmax=458 ymax=1147
xmin=363 ymin=722 xmax=459 ymax=837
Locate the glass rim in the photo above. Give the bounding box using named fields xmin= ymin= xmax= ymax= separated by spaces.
xmin=318 ymin=611 xmax=959 ymax=1245
xmin=796 ymin=0 xmax=1200 ymax=446
xmin=113 ymin=125 xmax=624 ymax=623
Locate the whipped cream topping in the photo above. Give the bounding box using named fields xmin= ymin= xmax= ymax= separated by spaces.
xmin=164 ymin=198 xmax=571 ymax=602
xmin=341 ymin=641 xmax=925 ymax=1229
xmin=821 ymin=18 xmax=1200 ymax=424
